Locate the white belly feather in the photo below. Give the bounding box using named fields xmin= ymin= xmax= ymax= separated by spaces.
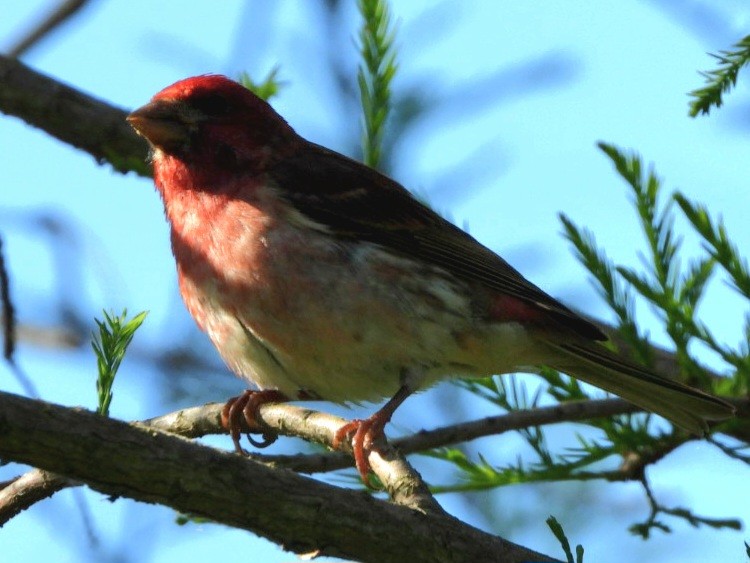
xmin=174 ymin=195 xmax=541 ymax=404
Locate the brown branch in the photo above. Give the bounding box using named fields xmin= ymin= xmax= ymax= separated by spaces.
xmin=150 ymin=396 xmax=748 ymax=475
xmin=227 ymin=399 xmax=642 ymax=474
xmin=142 ymin=401 xmax=441 ymax=512
xmin=0 ymin=400 xmax=441 ymax=527
xmin=0 ymin=469 xmax=72 ymax=523
xmin=0 ymin=391 xmax=559 ymax=563
xmin=8 ymin=393 xmax=744 ymax=524
xmin=0 ymin=236 xmax=16 ymax=362
xmin=0 ymin=54 xmax=150 ymax=176
xmin=13 ymin=322 xmax=83 ymax=350
xmin=241 ymin=403 xmax=441 ymax=511
xmin=141 ymin=399 xmax=641 ymax=474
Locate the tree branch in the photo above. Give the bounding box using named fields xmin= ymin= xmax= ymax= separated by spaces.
xmin=144 ymin=401 xmax=442 ymax=512
xmin=0 ymin=469 xmax=72 ymax=523
xmin=144 ymin=396 xmax=748 ymax=473
xmin=0 ymin=391 xmax=559 ymax=563
xmin=0 ymin=54 xmax=150 ymax=176
xmin=10 ymin=393 xmax=744 ymax=523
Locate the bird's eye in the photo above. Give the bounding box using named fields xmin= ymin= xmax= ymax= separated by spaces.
xmin=191 ymin=93 xmax=231 ymax=116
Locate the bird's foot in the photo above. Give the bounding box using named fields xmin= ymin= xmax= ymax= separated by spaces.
xmin=220 ymin=389 xmax=289 ymax=454
xmin=333 ymin=411 xmax=390 ymax=483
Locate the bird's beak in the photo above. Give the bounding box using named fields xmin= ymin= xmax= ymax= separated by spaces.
xmin=127 ymin=100 xmax=197 ymax=152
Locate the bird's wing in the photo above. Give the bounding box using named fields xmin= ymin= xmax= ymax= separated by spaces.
xmin=269 ymin=142 xmax=604 ymax=340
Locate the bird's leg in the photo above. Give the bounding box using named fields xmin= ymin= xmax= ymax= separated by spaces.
xmin=220 ymin=389 xmax=290 ymax=453
xmin=333 ymin=384 xmax=413 ymax=482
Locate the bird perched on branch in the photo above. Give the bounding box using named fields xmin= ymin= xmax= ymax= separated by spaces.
xmin=127 ymin=75 xmax=733 ymax=480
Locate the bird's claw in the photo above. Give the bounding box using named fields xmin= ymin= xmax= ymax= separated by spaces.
xmin=245 ymin=431 xmax=278 ymax=448
xmin=220 ymin=389 xmax=287 ymax=454
xmin=334 ymin=415 xmax=389 ymax=484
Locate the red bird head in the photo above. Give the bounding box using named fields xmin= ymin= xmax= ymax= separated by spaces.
xmin=127 ymin=75 xmax=296 ymax=178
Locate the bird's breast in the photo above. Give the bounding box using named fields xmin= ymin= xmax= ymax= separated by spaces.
xmin=165 ymin=185 xmax=538 ymax=402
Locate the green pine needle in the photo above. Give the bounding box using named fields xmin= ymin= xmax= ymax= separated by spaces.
xmin=357 ymin=0 xmax=398 ymax=170
xmin=689 ymin=34 xmax=750 ymax=117
xmin=674 ymin=192 xmax=750 ymax=300
xmin=547 ymin=516 xmax=584 ymax=563
xmin=559 ymin=212 xmax=653 ymax=364
xmin=596 ymin=142 xmax=715 ymax=387
xmin=238 ymin=67 xmax=284 ymax=101
xmin=92 ymin=310 xmax=147 ymax=416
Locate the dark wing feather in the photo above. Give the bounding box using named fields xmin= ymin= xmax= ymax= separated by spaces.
xmin=270 ymin=142 xmax=604 ymax=341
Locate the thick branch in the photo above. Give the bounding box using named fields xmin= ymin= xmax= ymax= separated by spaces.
xmin=0 ymin=54 xmax=150 ymax=176
xmin=0 ymin=398 xmax=641 ymax=522
xmin=0 ymin=391 xmax=559 ymax=563
xmin=9 ymin=394 xmax=743 ymax=523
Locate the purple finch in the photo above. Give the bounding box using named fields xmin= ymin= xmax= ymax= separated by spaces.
xmin=127 ymin=75 xmax=733 ymax=479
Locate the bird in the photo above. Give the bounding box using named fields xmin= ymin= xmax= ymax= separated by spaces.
xmin=127 ymin=74 xmax=733 ymax=480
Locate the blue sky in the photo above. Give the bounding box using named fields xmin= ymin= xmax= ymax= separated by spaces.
xmin=2 ymin=1 xmax=749 ymax=562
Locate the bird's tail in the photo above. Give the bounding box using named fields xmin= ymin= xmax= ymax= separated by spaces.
xmin=545 ymin=341 xmax=734 ymax=434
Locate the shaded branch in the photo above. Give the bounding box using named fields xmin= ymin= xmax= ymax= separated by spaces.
xmin=7 ymin=391 xmax=748 ymax=523
xmin=0 ymin=54 xmax=150 ymax=176
xmin=145 ymin=401 xmax=441 ymax=512
xmin=249 ymin=396 xmax=747 ymax=473
xmin=0 ymin=391 xmax=558 ymax=563
xmin=141 ymin=398 xmax=645 ymax=473
xmin=10 ymin=392 xmax=745 ymax=524
xmin=0 ymin=236 xmax=15 ymax=363
xmin=0 ymin=399 xmax=442 ymax=523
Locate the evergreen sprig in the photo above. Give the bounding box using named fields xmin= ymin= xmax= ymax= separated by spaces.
xmin=92 ymin=310 xmax=147 ymax=416
xmin=357 ymin=0 xmax=398 ymax=170
xmin=547 ymin=516 xmax=585 ymax=563
xmin=689 ymin=34 xmax=750 ymax=117
xmin=596 ymin=143 xmax=720 ymax=388
xmin=674 ymin=193 xmax=750 ymax=300
xmin=559 ymin=214 xmax=653 ymax=364
xmin=238 ymin=67 xmax=284 ymax=101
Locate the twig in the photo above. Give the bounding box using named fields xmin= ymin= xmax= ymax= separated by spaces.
xmin=0 ymin=236 xmax=15 ymax=363
xmin=146 ymin=402 xmax=442 ymax=513
xmin=0 ymin=470 xmax=73 ymax=524
xmin=6 ymin=0 xmax=91 ymax=58
xmin=0 ymin=236 xmax=40 ymax=398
